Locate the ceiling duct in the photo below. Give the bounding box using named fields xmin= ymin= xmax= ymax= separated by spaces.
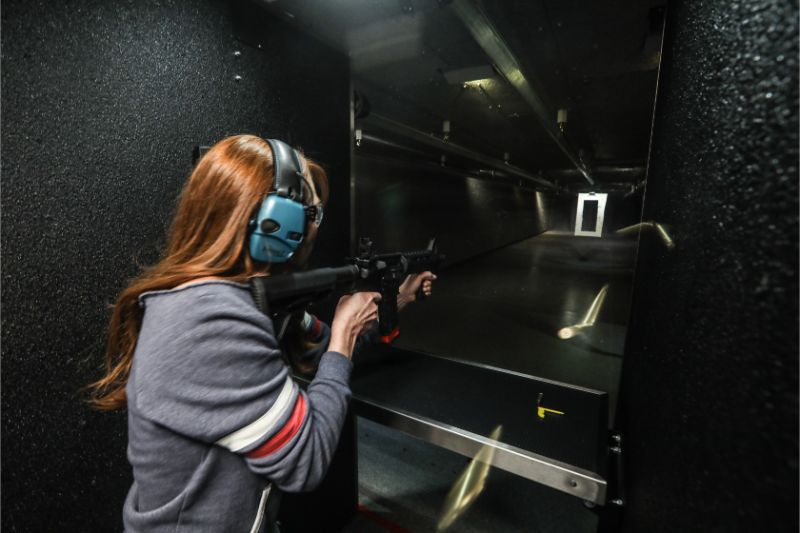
xmin=362 ymin=113 xmax=566 ymax=191
xmin=450 ymin=0 xmax=594 ymax=185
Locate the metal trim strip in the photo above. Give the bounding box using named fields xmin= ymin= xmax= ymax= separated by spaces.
xmin=353 ymin=398 xmax=608 ymax=504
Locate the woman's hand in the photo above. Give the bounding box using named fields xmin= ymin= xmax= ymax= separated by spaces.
xmin=397 ymin=271 xmax=437 ymax=311
xmin=329 ymin=292 xmax=381 ymax=359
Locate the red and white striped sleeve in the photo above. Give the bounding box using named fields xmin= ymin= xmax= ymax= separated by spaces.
xmin=132 ymin=284 xmax=353 ymax=492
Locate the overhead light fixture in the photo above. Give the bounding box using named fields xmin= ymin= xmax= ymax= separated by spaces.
xmin=443 ymin=65 xmax=495 ymax=85
xmin=462 ymin=78 xmax=493 ymax=88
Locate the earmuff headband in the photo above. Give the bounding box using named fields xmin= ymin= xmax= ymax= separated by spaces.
xmin=266 ymin=139 xmax=304 ymax=202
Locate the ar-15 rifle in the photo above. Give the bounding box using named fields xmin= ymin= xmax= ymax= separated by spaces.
xmin=249 ymin=238 xmax=444 ymax=344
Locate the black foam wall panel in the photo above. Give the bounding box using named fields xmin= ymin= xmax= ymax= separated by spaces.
xmin=1 ymin=1 xmax=349 ymax=530
xmin=618 ymin=1 xmax=798 ymax=532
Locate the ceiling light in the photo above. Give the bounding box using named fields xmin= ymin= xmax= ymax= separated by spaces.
xmin=463 ymin=78 xmax=493 ymax=88
xmin=443 ymin=65 xmax=495 ymax=85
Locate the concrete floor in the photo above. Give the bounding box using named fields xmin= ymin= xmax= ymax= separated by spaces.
xmin=395 ymin=231 xmax=637 ymax=423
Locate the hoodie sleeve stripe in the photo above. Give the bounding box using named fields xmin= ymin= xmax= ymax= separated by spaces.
xmin=247 ymin=393 xmax=307 ymax=459
xmin=215 ymin=378 xmax=297 ymax=453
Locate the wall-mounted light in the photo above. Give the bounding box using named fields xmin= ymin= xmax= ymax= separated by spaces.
xmin=557 ymin=108 xmax=568 ymax=133
xmin=535 ymin=191 xmax=546 ymax=223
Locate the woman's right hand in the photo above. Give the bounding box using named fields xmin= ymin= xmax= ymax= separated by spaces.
xmin=328 ymin=292 xmax=381 ymax=359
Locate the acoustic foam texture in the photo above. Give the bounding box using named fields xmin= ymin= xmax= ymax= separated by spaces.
xmin=618 ymin=1 xmax=798 ymax=531
xmin=1 ymin=1 xmax=349 ymax=530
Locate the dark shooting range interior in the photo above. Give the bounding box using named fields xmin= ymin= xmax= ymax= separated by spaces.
xmin=1 ymin=1 xmax=798 ymax=532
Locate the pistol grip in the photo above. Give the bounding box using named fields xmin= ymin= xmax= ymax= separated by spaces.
xmin=378 ymin=287 xmax=399 ymax=340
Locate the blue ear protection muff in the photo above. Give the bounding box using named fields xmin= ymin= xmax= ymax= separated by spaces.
xmin=248 ymin=139 xmax=307 ymax=263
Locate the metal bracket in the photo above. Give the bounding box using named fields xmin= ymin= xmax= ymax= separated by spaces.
xmin=606 ymin=432 xmax=626 ymax=507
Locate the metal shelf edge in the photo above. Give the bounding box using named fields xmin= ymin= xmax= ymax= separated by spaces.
xmin=353 ymin=397 xmax=608 ymax=505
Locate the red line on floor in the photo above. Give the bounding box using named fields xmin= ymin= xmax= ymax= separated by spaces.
xmin=357 ymin=504 xmax=413 ymax=533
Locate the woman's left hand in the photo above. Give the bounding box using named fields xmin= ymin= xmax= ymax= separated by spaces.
xmin=398 ymin=271 xmax=437 ymax=310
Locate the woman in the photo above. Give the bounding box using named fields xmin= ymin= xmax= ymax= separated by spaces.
xmin=89 ymin=134 xmax=434 ymax=532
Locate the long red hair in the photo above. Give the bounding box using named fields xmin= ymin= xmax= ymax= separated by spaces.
xmin=89 ymin=134 xmax=328 ymax=410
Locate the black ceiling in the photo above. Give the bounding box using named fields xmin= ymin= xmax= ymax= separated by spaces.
xmin=258 ymin=0 xmax=665 ymax=189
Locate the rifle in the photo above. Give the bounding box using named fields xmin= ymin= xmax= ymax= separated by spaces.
xmin=249 ymin=238 xmax=444 ymax=344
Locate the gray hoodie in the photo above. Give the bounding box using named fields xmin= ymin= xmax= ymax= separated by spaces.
xmin=123 ymin=281 xmax=351 ymax=532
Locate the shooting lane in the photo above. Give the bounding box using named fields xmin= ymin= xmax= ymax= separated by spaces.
xmin=268 ymin=0 xmax=796 ymax=531
xmin=254 ymin=0 xmax=660 ymax=531
xmin=2 ymin=2 xmax=797 ymax=533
